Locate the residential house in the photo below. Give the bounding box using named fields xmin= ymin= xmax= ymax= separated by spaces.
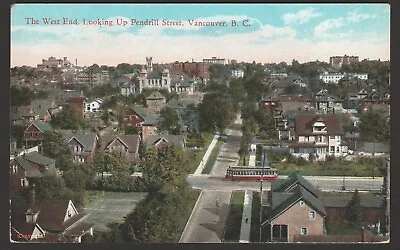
xmin=29 ymin=99 xmax=59 ymax=122
xmin=170 ymin=73 xmax=196 ymax=94
xmin=10 ymin=152 xmax=58 ymax=193
xmin=289 ymin=114 xmax=347 ymax=161
xmin=261 ymin=173 xmax=326 ymax=242
xmin=314 ymin=89 xmax=344 ymax=114
xmin=23 ymin=121 xmax=53 ymax=148
xmin=118 ymin=75 xmax=137 ymax=96
xmin=10 ymin=106 xmax=39 ymax=125
xmin=66 ymin=96 xmax=87 ymax=118
xmin=144 ymin=134 xmax=186 ymax=150
xmin=85 ymin=98 xmax=104 ymax=113
xmin=11 ymin=187 xmax=93 ymax=243
xmin=59 ymin=130 xmax=98 ymax=164
xmin=358 ymin=142 xmax=390 ymax=156
xmin=321 ymin=195 xmax=385 ymax=223
xmin=231 ymin=69 xmax=244 ymax=78
xmin=99 ymin=134 xmax=141 ymax=161
xmin=146 ymin=91 xmax=166 ymax=113
xmin=123 ymin=105 xmax=159 ymax=141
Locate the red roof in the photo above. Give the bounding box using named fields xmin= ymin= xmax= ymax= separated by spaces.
xmin=294 ymin=114 xmax=342 ymax=136
xmin=67 ymin=97 xmax=86 ymax=104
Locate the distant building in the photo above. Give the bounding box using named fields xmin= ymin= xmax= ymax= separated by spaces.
xmin=202 ymin=57 xmax=226 ymax=65
xmin=37 ymin=57 xmax=72 ymax=70
xmin=319 ymin=72 xmax=368 ymax=84
xmin=329 ymin=55 xmax=359 ymax=69
xmin=231 ymin=69 xmax=244 ymax=78
xmin=75 ymin=70 xmax=109 ymax=85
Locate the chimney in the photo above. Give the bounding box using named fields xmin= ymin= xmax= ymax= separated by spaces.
xmin=29 ymin=184 xmax=36 ymax=208
xmin=361 ymin=226 xmax=372 ymax=242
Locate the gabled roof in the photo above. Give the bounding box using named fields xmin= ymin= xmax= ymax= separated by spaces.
xmin=129 ymin=105 xmax=159 ymax=125
xmin=13 ymin=156 xmax=43 ymax=177
xmin=59 ymin=130 xmax=97 ymax=151
xmin=145 ymin=134 xmax=185 ymax=148
xmin=11 ymin=198 xmax=86 ymax=233
xmin=271 ymin=172 xmax=320 ymax=198
xmin=22 ymin=151 xmax=56 ymax=166
xmin=294 ymin=114 xmax=342 ymax=135
xmin=100 ymin=134 xmax=141 ymax=153
xmin=263 ymin=186 xmax=326 ymax=225
xmin=30 ymin=99 xmax=57 ymax=118
xmin=25 ymin=121 xmax=53 ymax=133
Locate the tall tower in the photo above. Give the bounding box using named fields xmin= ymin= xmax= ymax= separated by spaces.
xmin=146 ymin=57 xmax=153 ymax=72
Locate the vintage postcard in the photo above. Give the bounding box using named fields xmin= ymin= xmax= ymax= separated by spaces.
xmin=10 ymin=3 xmax=390 ymax=244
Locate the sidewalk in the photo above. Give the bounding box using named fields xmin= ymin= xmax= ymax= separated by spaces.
xmin=249 ymin=144 xmax=256 ymax=167
xmin=193 ymin=135 xmax=220 ymax=176
xmin=239 ymin=190 xmax=253 ymax=243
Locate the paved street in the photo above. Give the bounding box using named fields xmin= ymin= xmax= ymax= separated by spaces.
xmin=179 ymin=190 xmax=232 ymax=243
xmin=239 ymin=190 xmax=253 ymax=243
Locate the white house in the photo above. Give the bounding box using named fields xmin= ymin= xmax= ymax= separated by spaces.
xmin=289 ymin=114 xmax=348 ymax=161
xmin=319 ymin=72 xmax=368 ymax=84
xmin=231 ymin=69 xmax=244 ymax=78
xmin=85 ymin=98 xmax=104 ymax=113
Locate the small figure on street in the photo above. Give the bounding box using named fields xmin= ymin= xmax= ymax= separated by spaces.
xmin=245 ymin=216 xmax=248 ymax=223
xmin=216 ymin=198 xmax=219 ymax=207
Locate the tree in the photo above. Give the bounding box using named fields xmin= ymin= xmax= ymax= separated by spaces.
xmin=140 ymin=146 xmax=187 ymax=194
xmin=10 ymin=86 xmax=35 ymax=106
xmin=359 ymin=110 xmax=390 ymax=142
xmin=346 ymin=189 xmax=362 ymax=223
xmin=62 ymin=164 xmax=95 ymax=191
xmin=158 ymin=107 xmax=180 ymax=134
xmin=50 ymin=105 xmax=86 ymax=130
xmin=41 ymin=131 xmax=73 ymax=171
xmin=125 ymin=126 xmax=141 ymax=135
xmin=198 ymin=94 xmax=236 ymax=133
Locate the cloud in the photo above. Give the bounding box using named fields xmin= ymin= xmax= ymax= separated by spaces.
xmin=314 ymin=10 xmax=377 ymax=38
xmin=10 ymin=14 xmax=388 ymax=67
xmin=282 ymin=7 xmax=322 ymax=25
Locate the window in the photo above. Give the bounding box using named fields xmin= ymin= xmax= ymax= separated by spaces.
xmin=329 ymin=136 xmax=335 ymax=139
xmin=12 ymin=165 xmax=17 ymax=174
xmin=301 ymin=227 xmax=308 ymax=235
xmin=330 ymin=146 xmax=335 ymax=153
xmin=337 ymin=147 xmax=340 ymax=153
xmin=299 ymin=201 xmax=305 ymax=206
xmin=68 ymin=210 xmax=72 ymax=218
xmin=309 ymin=211 xmax=316 ymax=220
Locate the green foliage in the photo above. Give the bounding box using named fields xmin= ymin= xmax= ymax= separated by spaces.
xmin=198 ymin=94 xmax=236 ymax=133
xmin=42 ymin=131 xmax=73 ymax=171
xmin=346 ymin=189 xmax=362 ymax=223
xmin=359 ymin=110 xmax=390 ymax=142
xmin=62 ymin=164 xmax=95 ymax=191
xmin=50 ymin=105 xmax=87 ymax=130
xmin=125 ymin=126 xmax=141 ymax=135
xmin=140 ymin=146 xmax=187 ymax=194
xmin=85 ymin=84 xmax=120 ymax=98
xmin=158 ymin=107 xmax=180 ymax=134
xmin=10 ymin=86 xmax=36 ymax=106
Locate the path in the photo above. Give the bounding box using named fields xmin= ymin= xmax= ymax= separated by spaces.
xmin=239 ymin=190 xmax=253 ymax=243
xmin=193 ymin=135 xmax=220 ymax=176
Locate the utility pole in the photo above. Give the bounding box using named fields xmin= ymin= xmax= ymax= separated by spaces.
xmin=259 ymin=147 xmax=267 ymax=243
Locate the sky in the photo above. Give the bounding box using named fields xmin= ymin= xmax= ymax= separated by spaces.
xmin=11 ymin=4 xmax=390 ymax=67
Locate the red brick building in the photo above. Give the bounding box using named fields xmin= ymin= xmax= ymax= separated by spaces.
xmin=66 ymin=97 xmax=86 ymax=118
xmin=23 ymin=121 xmax=53 ymax=148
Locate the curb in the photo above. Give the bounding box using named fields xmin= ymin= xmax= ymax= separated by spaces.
xmin=179 ymin=190 xmax=203 ymax=243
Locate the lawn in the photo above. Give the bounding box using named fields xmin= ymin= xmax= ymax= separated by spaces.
xmin=186 ymin=150 xmax=206 ymax=174
xmin=273 ymin=161 xmax=383 ymax=177
xmin=82 ymin=191 xmax=147 ymax=232
xmin=175 ymin=189 xmax=202 ymax=242
xmin=202 ymin=140 xmax=224 ymax=174
xmin=255 ymin=143 xmax=384 ymax=177
xmin=326 ymin=220 xmax=371 ymax=235
xmin=223 ymin=191 xmax=245 ymax=242
xmin=250 ymin=192 xmax=269 ymax=242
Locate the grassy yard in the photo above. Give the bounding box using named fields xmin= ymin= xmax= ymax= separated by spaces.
xmin=186 ymin=150 xmax=206 ymax=174
xmin=202 ymin=140 xmax=224 ymax=174
xmin=238 ymin=155 xmax=249 ymax=166
xmin=250 ymin=192 xmax=269 ymax=242
xmin=326 ymin=220 xmax=371 ymax=235
xmin=175 ymin=189 xmax=202 ymax=242
xmin=273 ymin=161 xmax=383 ymax=177
xmin=223 ymin=191 xmax=245 ymax=242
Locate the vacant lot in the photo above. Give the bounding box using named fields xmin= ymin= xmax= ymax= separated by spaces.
xmin=82 ymin=191 xmax=147 ymax=232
